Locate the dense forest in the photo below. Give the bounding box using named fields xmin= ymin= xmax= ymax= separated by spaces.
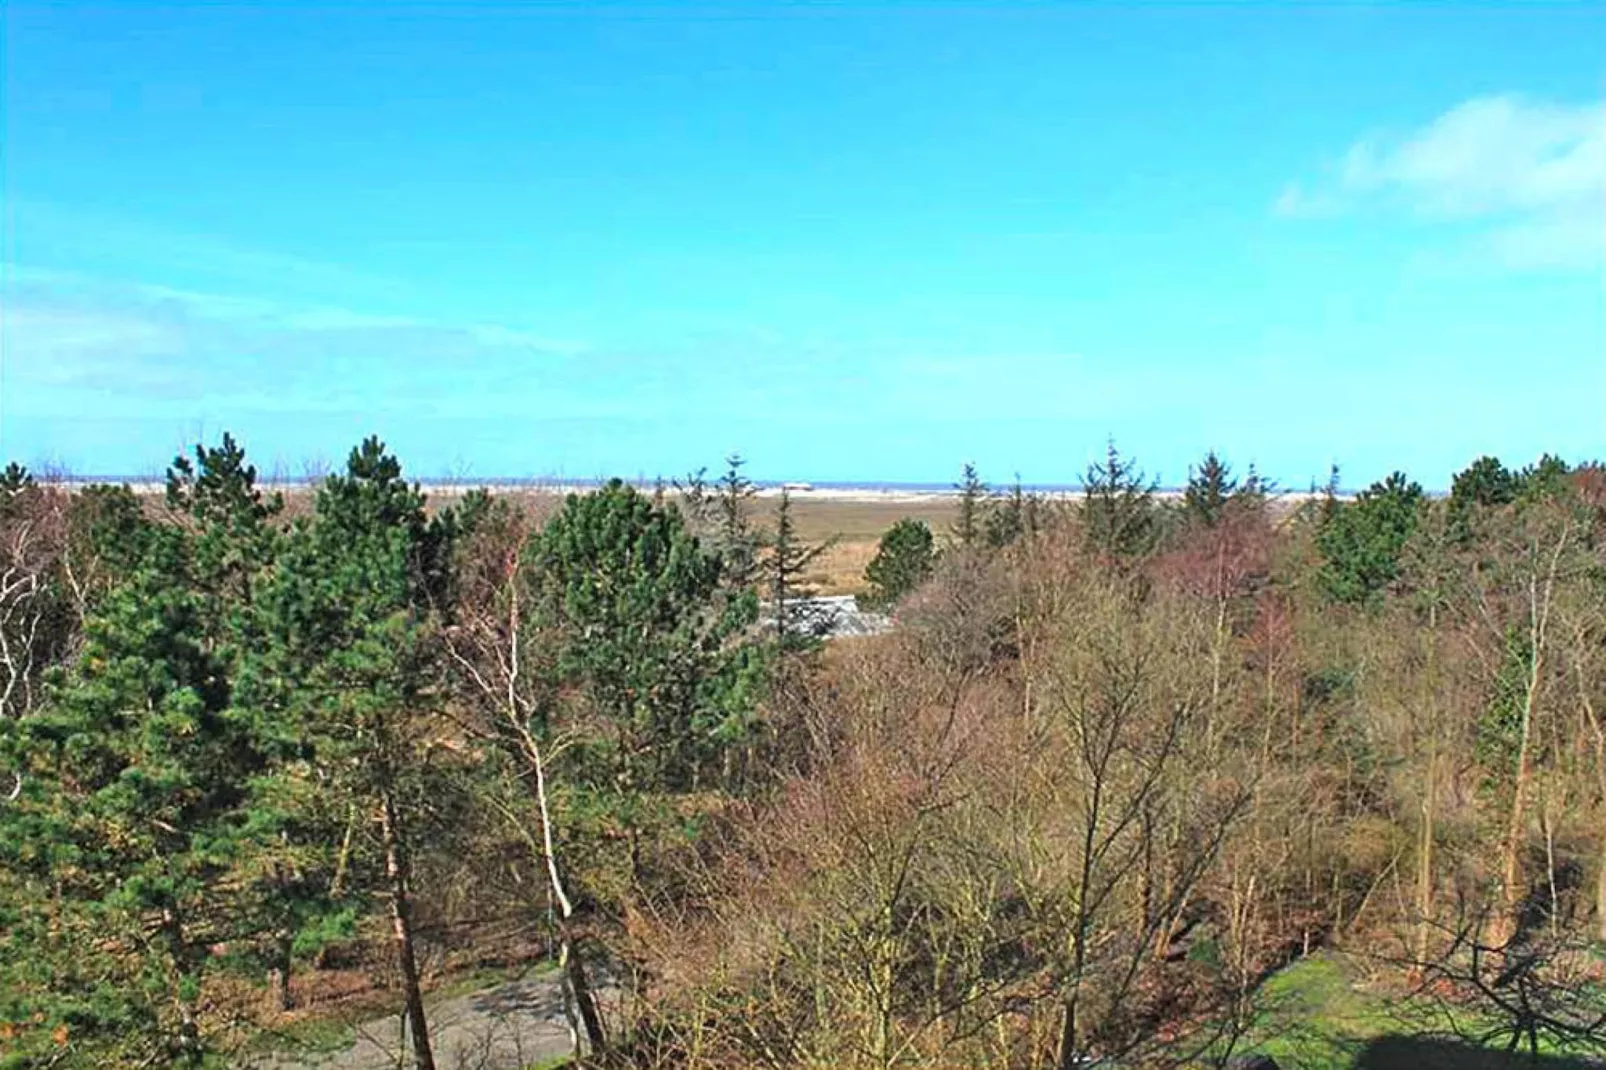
xmin=1 ymin=437 xmax=1604 ymax=1069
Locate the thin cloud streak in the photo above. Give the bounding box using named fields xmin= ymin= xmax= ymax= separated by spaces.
xmin=0 ymin=268 xmax=586 ymax=412
xmin=9 ymin=199 xmax=400 ymax=299
xmin=1278 ymin=94 xmax=1606 ymax=270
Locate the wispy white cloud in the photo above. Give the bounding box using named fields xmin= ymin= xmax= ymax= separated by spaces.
xmin=0 ymin=268 xmax=587 ymax=415
xmin=1278 ymin=94 xmax=1605 ymax=269
xmin=8 ymin=199 xmax=401 ymax=302
xmin=4 ymin=266 xmax=585 ymax=354
xmin=3 ymin=263 xmax=1120 ymax=474
xmin=1 ymin=305 xmax=188 ymax=365
xmin=1 ymin=268 xmax=918 ymax=434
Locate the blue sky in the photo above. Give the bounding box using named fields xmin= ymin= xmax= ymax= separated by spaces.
xmin=2 ymin=2 xmax=1602 ymax=488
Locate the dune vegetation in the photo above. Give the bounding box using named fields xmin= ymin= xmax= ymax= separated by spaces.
xmin=1 ymin=440 xmax=1604 ymax=1069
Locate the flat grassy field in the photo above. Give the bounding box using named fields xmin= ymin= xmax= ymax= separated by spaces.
xmin=754 ymin=495 xmax=959 ymax=595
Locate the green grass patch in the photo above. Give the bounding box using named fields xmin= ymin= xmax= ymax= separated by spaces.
xmin=1236 ymin=953 xmax=1376 ymax=1068
xmin=426 ymin=955 xmax=562 ymax=1005
xmin=240 ymin=1012 xmax=358 ymax=1058
xmin=521 ymin=1057 xmax=575 ymax=1070
xmin=1229 ymin=952 xmax=1605 ymax=1069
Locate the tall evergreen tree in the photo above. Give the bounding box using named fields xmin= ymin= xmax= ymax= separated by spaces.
xmin=768 ymin=488 xmax=834 ymax=646
xmin=1184 ymin=450 xmax=1238 ymax=528
xmin=253 ymin=436 xmax=453 ymax=1070
xmin=1318 ymin=463 xmax=1342 ymax=527
xmin=165 ymin=433 xmax=284 ymax=650
xmin=952 ymin=463 xmax=987 ymax=549
xmin=1082 ymin=439 xmax=1159 ymax=559
xmin=0 ymin=474 xmax=276 ymax=1065
xmin=675 ymin=465 xmax=714 ymax=532
xmin=1235 ymin=462 xmax=1272 ymax=504
xmin=165 ymin=436 xmax=354 ymax=1013
xmin=531 ymin=479 xmax=762 ymax=794
xmin=716 ymin=454 xmax=762 ymax=592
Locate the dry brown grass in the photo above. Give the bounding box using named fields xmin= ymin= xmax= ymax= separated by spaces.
xmin=755 ymin=497 xmax=956 ymax=596
xmin=755 ymin=496 xmax=956 ymax=544
xmin=805 ymin=540 xmax=879 ymax=596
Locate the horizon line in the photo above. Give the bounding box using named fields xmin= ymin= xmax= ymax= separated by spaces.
xmin=25 ymin=474 xmax=1371 ymax=501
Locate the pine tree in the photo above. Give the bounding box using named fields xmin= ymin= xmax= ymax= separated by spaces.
xmin=675 ymin=465 xmax=714 ymax=532
xmin=166 ymin=436 xmax=358 ymax=1013
xmin=1236 ymin=462 xmax=1271 ymax=504
xmin=1316 ymin=471 xmax=1424 ymax=606
xmin=1313 ymin=463 xmax=1342 ymax=529
xmin=532 ymin=479 xmax=762 ymax=792
xmin=1448 ymin=455 xmax=1517 ymax=541
xmin=1515 ymin=453 xmax=1571 ymax=504
xmin=0 ymin=462 xmax=33 ymax=499
xmin=864 ymin=518 xmax=936 ymax=610
xmin=1452 ymin=456 xmax=1517 ymax=511
xmin=165 ymin=433 xmax=284 ymax=645
xmin=254 ymin=436 xmax=453 ymax=1070
xmin=952 ymin=463 xmax=987 ymax=548
xmin=0 ymin=502 xmax=273 ymax=1065
xmin=985 ymin=476 xmax=1037 ymax=549
xmin=1184 ymin=451 xmax=1238 ymax=528
xmin=1082 ymin=439 xmax=1158 ymax=560
xmin=716 ymin=454 xmax=762 ymax=592
xmin=768 ymin=488 xmax=834 ymax=646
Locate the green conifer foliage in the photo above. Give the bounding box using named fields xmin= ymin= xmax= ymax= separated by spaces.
xmin=252 ymin=436 xmax=452 ymax=1070
xmin=1082 ymin=439 xmax=1159 ymax=560
xmin=864 ymin=518 xmax=936 ymax=610
xmin=1184 ymin=450 xmax=1238 ymax=529
xmin=1316 ymin=471 xmax=1425 ymax=606
xmin=531 ymin=479 xmax=761 ymax=793
xmin=0 ymin=511 xmax=268 ymax=1065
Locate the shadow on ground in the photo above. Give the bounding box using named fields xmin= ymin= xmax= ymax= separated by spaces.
xmin=1354 ymin=1036 xmax=1605 ymax=1069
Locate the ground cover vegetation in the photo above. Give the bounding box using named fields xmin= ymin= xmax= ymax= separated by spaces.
xmin=1 ymin=438 xmax=1604 ymax=1069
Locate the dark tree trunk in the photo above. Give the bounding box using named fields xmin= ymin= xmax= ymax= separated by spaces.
xmin=1057 ymin=997 xmax=1080 ymax=1070
xmin=161 ymin=907 xmax=203 ymax=1065
xmin=382 ymin=792 xmax=436 ymax=1070
xmin=268 ymin=928 xmax=294 ymax=1012
xmin=562 ymin=930 xmax=607 ymax=1053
